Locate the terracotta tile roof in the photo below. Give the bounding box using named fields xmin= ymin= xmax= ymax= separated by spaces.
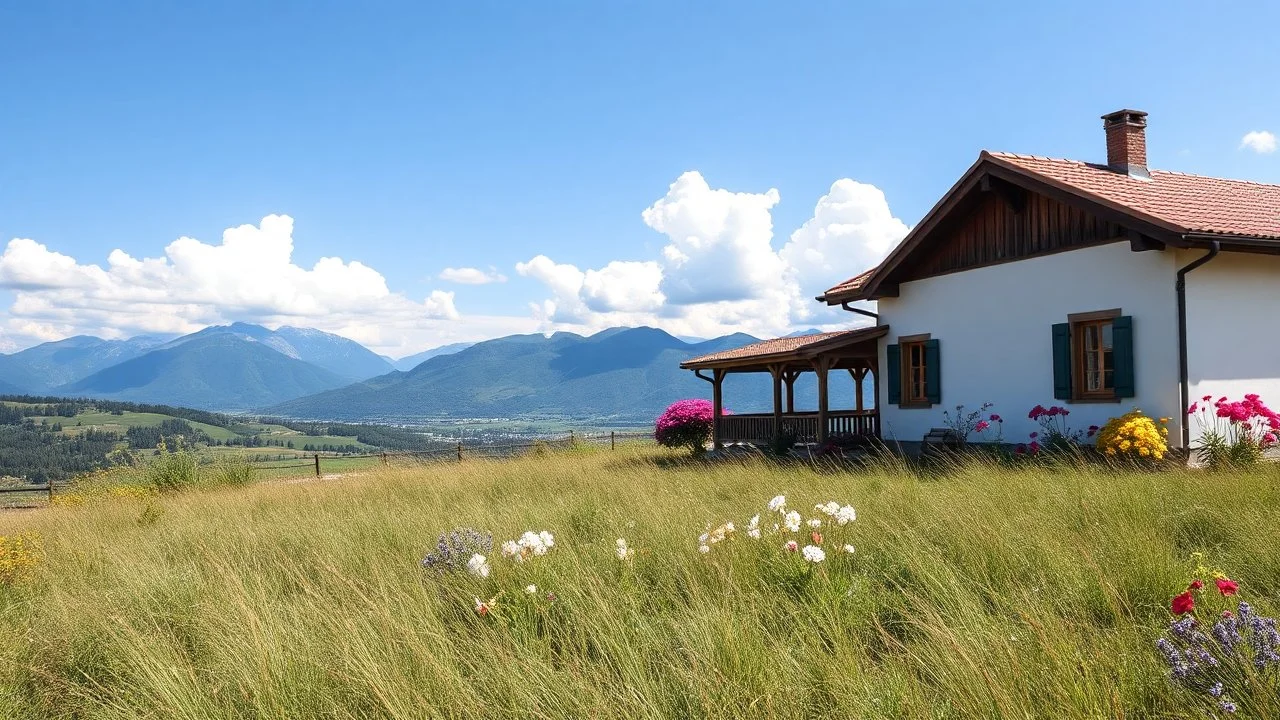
xmin=819 ymin=266 xmax=878 ymax=301
xmin=681 ymin=325 xmax=887 ymax=369
xmin=987 ymin=151 xmax=1280 ymax=240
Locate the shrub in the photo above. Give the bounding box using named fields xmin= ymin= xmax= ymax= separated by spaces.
xmin=1188 ymin=394 xmax=1280 ymax=469
xmin=1018 ymin=404 xmax=1095 ymax=455
xmin=1096 ymin=409 xmax=1169 ymax=462
xmin=940 ymin=402 xmax=1004 ymax=444
xmin=210 ymin=456 xmax=255 ymax=487
xmin=145 ymin=439 xmax=201 ymax=492
xmin=654 ymin=399 xmax=721 ymax=456
xmin=767 ymin=424 xmax=799 ymax=456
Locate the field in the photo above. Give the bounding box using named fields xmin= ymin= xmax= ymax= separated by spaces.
xmin=1 ymin=446 xmax=1278 ymax=718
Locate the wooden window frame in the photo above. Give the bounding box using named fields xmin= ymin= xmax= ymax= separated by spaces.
xmin=898 ymin=333 xmax=931 ymax=408
xmin=1068 ymin=309 xmax=1121 ymax=403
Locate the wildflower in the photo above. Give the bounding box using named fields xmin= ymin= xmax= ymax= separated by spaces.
xmin=747 ymin=528 xmax=761 ymax=539
xmin=698 ymin=544 xmax=710 ymax=554
xmin=1219 ymin=701 xmax=1237 ymax=714
xmin=615 ymin=538 xmax=632 ymax=561
xmin=474 ymin=597 xmax=490 ymax=616
xmin=1209 ymin=682 xmax=1224 ymax=697
xmin=1190 ymin=579 xmax=1204 ymax=590
xmin=467 ymin=553 xmax=491 ymax=578
xmin=546 ymin=592 xmax=558 ymax=603
xmin=525 ymin=584 xmax=537 ymax=594
xmin=842 ymin=544 xmax=856 ymax=554
xmin=801 ymin=545 xmax=825 ymax=563
xmin=806 ymin=518 xmax=823 ymax=529
xmin=810 ymin=531 xmax=823 ymax=545
xmin=767 ymin=495 xmax=787 ymax=512
xmin=422 ymin=527 xmax=494 ymax=574
xmin=990 ymin=413 xmax=1002 ymax=422
xmin=974 ymin=420 xmax=990 ymax=433
xmin=816 ymin=501 xmax=840 ymax=516
xmin=1215 ymin=577 xmax=1239 ymax=596
xmin=500 ymin=540 xmax=521 ymax=559
xmin=784 ymin=540 xmax=798 ymax=552
xmin=1188 ymin=402 xmax=1198 ymax=414
xmin=748 ymin=514 xmax=760 ymax=530
xmin=783 ymin=511 xmax=802 ymax=532
xmin=834 ymin=505 xmax=856 ymax=526
xmin=1172 ymin=591 xmax=1195 ymax=615
xmin=538 ymin=531 xmax=555 ymax=551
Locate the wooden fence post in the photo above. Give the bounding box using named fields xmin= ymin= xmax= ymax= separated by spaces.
xmin=569 ymin=429 xmax=575 ymax=445
xmin=457 ymin=442 xmax=463 ymax=462
xmin=382 ymin=452 xmax=388 ymax=466
xmin=611 ymin=431 xmax=615 ymax=450
xmin=314 ymin=454 xmax=320 ymax=477
xmin=47 ymin=477 xmax=53 ymax=505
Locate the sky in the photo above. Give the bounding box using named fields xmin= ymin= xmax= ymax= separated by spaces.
xmin=1 ymin=1 xmax=1277 ymax=358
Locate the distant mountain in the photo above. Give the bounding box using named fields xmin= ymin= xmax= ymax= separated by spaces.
xmin=785 ymin=328 xmax=824 ymax=337
xmin=162 ymin=323 xmax=393 ymax=381
xmin=60 ymin=333 xmax=351 ymax=411
xmin=0 ymin=335 xmax=170 ymax=392
xmin=269 ymin=326 xmax=869 ymax=423
xmin=391 ymin=342 xmax=475 ymax=371
xmin=0 ymin=378 xmax=24 ymax=395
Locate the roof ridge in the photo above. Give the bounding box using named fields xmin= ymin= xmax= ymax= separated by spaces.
xmin=987 ymin=150 xmax=1280 ymax=189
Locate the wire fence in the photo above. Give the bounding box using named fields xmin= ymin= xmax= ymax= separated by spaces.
xmin=0 ymin=430 xmax=655 ymax=507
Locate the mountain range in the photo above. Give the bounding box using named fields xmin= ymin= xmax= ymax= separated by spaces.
xmin=1 ymin=323 xmax=855 ymax=421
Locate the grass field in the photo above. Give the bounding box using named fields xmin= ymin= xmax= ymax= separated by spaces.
xmin=1 ymin=446 xmax=1277 ymax=718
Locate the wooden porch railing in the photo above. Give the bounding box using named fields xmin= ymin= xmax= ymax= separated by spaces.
xmin=717 ymin=410 xmax=878 ymax=445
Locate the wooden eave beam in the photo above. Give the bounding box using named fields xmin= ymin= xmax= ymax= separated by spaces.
xmin=979 ymin=173 xmax=1026 ymax=214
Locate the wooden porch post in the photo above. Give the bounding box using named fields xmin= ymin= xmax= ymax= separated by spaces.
xmin=850 ymin=366 xmax=867 ymax=412
xmin=712 ymin=369 xmax=725 ymax=450
xmin=814 ymin=357 xmax=831 ymax=444
xmin=870 ymin=358 xmax=881 ymax=438
xmin=769 ymin=364 xmax=783 ymax=439
xmin=784 ymin=370 xmax=799 ymax=414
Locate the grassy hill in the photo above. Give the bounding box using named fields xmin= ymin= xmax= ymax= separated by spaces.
xmin=0 ymin=449 xmax=1276 ymax=717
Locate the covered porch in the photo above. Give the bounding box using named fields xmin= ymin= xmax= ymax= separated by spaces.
xmin=680 ymin=326 xmax=887 ymax=449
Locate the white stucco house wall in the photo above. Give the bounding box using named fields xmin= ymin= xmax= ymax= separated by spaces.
xmin=685 ymin=108 xmax=1280 ymax=454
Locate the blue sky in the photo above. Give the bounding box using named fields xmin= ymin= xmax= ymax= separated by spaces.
xmin=1 ymin=1 xmax=1277 ymax=356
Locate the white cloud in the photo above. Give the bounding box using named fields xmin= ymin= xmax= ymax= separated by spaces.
xmin=0 ymin=215 xmax=484 ymax=354
xmin=518 ymin=171 xmax=908 ymax=339
xmin=439 ymin=266 xmax=508 ymax=284
xmin=1240 ymin=130 xmax=1277 ymax=154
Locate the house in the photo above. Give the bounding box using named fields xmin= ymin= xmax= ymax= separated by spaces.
xmin=681 ymin=109 xmax=1280 ymax=451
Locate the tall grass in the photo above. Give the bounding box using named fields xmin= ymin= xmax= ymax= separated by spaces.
xmin=0 ymin=445 xmax=1277 ymax=718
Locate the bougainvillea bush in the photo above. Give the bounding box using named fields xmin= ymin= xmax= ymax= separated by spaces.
xmin=655 ymin=399 xmax=722 ymax=456
xmin=1188 ymin=393 xmax=1280 ymax=469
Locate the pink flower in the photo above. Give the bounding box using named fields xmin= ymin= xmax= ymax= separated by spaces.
xmin=1187 ymin=402 xmax=1198 ymax=415
xmin=1047 ymin=406 xmax=1060 ymax=417
xmin=974 ymin=420 xmax=990 ymax=433
xmin=1029 ymin=405 xmax=1046 ymax=420
xmin=1087 ymin=425 xmax=1100 ymax=438
xmin=989 ymin=414 xmax=1002 ymax=422
xmin=1215 ymin=577 xmax=1239 ymax=597
xmin=1202 ymin=395 xmax=1213 ymax=402
xmin=1029 ymin=432 xmax=1039 ymax=439
xmin=784 ymin=540 xmax=798 ymax=552
xmin=1028 ymin=441 xmax=1041 ymax=454
xmin=1059 ymin=407 xmax=1070 ymax=417
xmin=1264 ymin=433 xmax=1277 ymax=447
xmin=1014 ymin=444 xmax=1026 ymax=455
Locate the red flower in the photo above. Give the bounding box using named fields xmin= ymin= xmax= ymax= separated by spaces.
xmin=1028 ymin=441 xmax=1041 ymax=454
xmin=1187 ymin=402 xmax=1198 ymax=415
xmin=811 ymin=531 xmax=823 ymax=545
xmin=1189 ymin=579 xmax=1204 ymax=590
xmin=1171 ymin=591 xmax=1195 ymax=615
xmin=1029 ymin=405 xmax=1046 ymax=420
xmin=974 ymin=420 xmax=990 ymax=433
xmin=1202 ymin=395 xmax=1213 ymax=402
xmin=1047 ymin=406 xmax=1060 ymax=417
xmin=1215 ymin=577 xmax=1239 ymax=596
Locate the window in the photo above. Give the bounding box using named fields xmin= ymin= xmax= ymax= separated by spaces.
xmin=1052 ymin=310 xmax=1134 ymax=402
xmin=886 ymin=334 xmax=939 ymax=407
xmin=902 ymin=338 xmax=930 ymax=404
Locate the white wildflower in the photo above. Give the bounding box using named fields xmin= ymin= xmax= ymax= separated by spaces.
xmin=525 ymin=584 xmax=538 ymax=594
xmin=783 ymin=510 xmax=802 ymax=533
xmin=698 ymin=532 xmax=710 ymax=544
xmin=616 ymin=538 xmax=632 ymax=560
xmin=747 ymin=514 xmax=760 ymax=530
xmin=767 ymin=495 xmax=787 ymax=512
xmin=698 ymin=544 xmax=711 ymax=554
xmin=500 ymin=540 xmax=521 ymax=559
xmin=842 ymin=544 xmax=856 ymax=554
xmin=724 ymin=521 xmax=735 ymax=533
xmin=801 ymin=545 xmax=826 ymax=563
xmin=467 ymin=553 xmax=491 ymax=578
xmin=817 ymin=501 xmax=840 ymax=516
xmin=806 ymin=518 xmax=823 ymax=529
xmin=747 ymin=528 xmax=761 ymax=539
xmin=834 ymin=505 xmax=857 ymax=526
xmin=538 ymin=531 xmax=555 ymax=550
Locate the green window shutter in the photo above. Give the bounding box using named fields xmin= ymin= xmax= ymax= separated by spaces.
xmin=924 ymin=339 xmax=941 ymax=405
xmin=1052 ymin=323 xmax=1072 ymax=400
xmin=886 ymin=344 xmax=901 ymax=406
xmin=1112 ymin=315 xmax=1135 ymax=398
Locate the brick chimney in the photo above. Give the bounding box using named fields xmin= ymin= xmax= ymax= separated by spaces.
xmin=1102 ymin=109 xmax=1149 ymax=178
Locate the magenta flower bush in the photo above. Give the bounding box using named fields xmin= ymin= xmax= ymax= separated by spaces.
xmin=1189 ymin=393 xmax=1280 ymax=468
xmin=655 ymin=399 xmax=724 ymax=456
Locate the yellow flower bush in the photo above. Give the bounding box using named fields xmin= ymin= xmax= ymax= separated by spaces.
xmin=1096 ymin=409 xmax=1169 ymax=461
xmin=0 ymin=532 xmax=42 ymax=584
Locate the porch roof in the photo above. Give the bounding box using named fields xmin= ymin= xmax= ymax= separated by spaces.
xmin=680 ymin=325 xmax=887 ymax=371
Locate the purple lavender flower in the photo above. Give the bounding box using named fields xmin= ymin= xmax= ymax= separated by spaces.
xmin=421 ymin=527 xmax=493 ymax=573
xmin=1219 ymin=700 xmax=1237 ymax=714
xmin=1208 ymin=682 xmax=1224 ymax=698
